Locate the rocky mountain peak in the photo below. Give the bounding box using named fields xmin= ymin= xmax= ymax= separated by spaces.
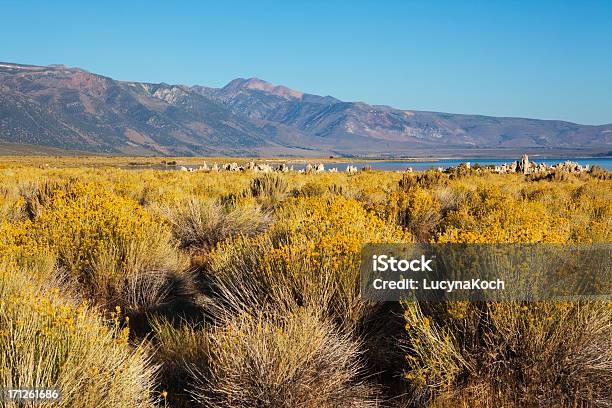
xmin=222 ymin=77 xmax=303 ymax=99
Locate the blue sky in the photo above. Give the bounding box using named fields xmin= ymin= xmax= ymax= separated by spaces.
xmin=1 ymin=0 xmax=611 ymax=124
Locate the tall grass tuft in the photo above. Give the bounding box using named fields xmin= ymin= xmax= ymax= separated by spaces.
xmin=249 ymin=174 xmax=289 ymax=203
xmin=0 ymin=269 xmax=157 ymax=408
xmin=402 ymin=301 xmax=612 ymax=407
xmin=152 ymin=307 xmax=379 ymax=408
xmin=164 ymin=197 xmax=271 ymax=251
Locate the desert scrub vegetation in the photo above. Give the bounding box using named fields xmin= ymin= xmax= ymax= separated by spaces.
xmin=152 ymin=307 xmax=378 ymax=408
xmin=402 ymin=299 xmax=612 ymax=407
xmin=249 ymin=173 xmax=290 ymax=201
xmin=397 ymin=177 xmax=611 ymax=407
xmin=0 ymin=269 xmax=157 ymax=408
xmin=163 ymin=197 xmax=271 ymax=251
xmin=1 ymin=182 xmax=185 ymax=313
xmin=0 ymin=159 xmax=610 ymax=407
xmin=200 ymin=195 xmax=411 ymax=329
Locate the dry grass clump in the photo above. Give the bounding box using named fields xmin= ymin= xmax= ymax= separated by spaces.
xmin=0 ymin=269 xmax=157 ymax=408
xmin=164 ymin=197 xmax=271 ymax=251
xmin=402 ymin=301 xmax=612 ymax=407
xmin=399 ymin=171 xmax=448 ymax=190
xmin=152 ymin=307 xmax=378 ymax=408
xmin=249 ymin=173 xmax=289 ymax=202
xmin=148 ymin=318 xmax=211 ymax=407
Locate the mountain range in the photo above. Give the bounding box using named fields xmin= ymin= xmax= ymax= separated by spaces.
xmin=1 ymin=61 xmax=610 ymax=157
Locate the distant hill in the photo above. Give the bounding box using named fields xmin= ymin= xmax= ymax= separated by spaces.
xmin=0 ymin=142 xmax=93 ymax=156
xmin=1 ymin=62 xmax=610 ymax=157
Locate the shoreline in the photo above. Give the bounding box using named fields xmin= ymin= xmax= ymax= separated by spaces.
xmin=0 ymin=155 xmax=609 ymax=172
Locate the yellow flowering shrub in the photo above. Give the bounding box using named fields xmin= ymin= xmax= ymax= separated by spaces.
xmin=437 ymin=186 xmax=570 ymax=243
xmin=2 ymin=182 xmax=182 ymax=307
xmin=268 ymin=196 xmax=410 ymax=317
xmin=28 ymin=183 xmax=172 ymax=271
xmin=274 ymin=195 xmax=411 ymax=268
xmin=378 ymin=186 xmax=442 ymax=241
xmin=401 ymin=182 xmax=611 ymax=405
xmin=564 ymin=183 xmax=612 ymax=243
xmin=0 ymin=220 xmax=30 ymax=261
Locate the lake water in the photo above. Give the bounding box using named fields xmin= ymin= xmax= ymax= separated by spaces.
xmin=125 ymin=157 xmax=611 ymax=172
xmin=318 ymin=158 xmax=612 ymax=171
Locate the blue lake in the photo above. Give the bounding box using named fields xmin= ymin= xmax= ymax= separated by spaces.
xmin=319 ymin=157 xmax=612 ymax=171
xmin=124 ymin=157 xmax=611 ymax=172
